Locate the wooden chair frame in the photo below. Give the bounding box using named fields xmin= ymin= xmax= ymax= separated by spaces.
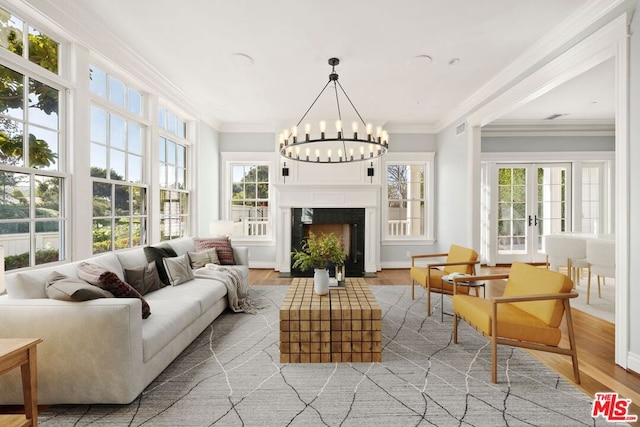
xmin=411 ymin=253 xmax=479 ymax=316
xmin=452 ymin=273 xmax=580 ymax=384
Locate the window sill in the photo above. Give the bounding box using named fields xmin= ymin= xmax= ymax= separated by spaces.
xmin=381 ymin=239 xmax=436 ymax=246
xmin=229 ymin=238 xmax=275 ymax=246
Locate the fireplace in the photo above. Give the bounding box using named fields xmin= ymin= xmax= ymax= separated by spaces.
xmin=291 ymin=208 xmax=365 ymax=277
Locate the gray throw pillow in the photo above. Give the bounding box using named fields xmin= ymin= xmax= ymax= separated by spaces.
xmin=125 ymin=262 xmax=164 ymax=295
xmin=163 ymin=254 xmax=194 ymax=286
xmin=77 ymin=262 xmax=110 ymax=286
xmin=188 ymin=248 xmax=219 ymax=269
xmin=46 ymin=271 xmax=114 ymax=301
xmin=144 ymin=245 xmax=178 ymax=286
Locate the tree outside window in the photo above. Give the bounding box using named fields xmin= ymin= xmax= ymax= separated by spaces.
xmin=231 ymin=164 xmax=269 ymax=237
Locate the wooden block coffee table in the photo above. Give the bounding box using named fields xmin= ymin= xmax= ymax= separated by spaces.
xmin=280 ymin=277 xmax=382 ymax=363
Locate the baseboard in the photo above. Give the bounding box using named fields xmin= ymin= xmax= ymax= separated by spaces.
xmin=248 ymin=261 xmax=276 ymax=269
xmin=627 ymin=351 xmax=640 ymax=375
xmin=380 ymin=261 xmax=412 ymax=269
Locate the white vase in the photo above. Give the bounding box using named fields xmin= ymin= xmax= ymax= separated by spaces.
xmin=313 ymin=268 xmax=330 ymax=295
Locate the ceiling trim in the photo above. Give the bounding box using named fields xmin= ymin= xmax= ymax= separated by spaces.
xmin=11 ymin=0 xmax=214 ymax=127
xmin=436 ymin=0 xmax=629 ymax=133
xmin=482 ymin=119 xmax=615 ymax=136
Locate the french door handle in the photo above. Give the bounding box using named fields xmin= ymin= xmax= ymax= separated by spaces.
xmin=528 ymin=215 xmax=538 ymax=226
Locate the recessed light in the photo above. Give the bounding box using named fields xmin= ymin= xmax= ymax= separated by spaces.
xmin=230 ymin=53 xmax=254 ymax=67
xmin=449 ymin=58 xmax=460 ymax=65
xmin=408 ymin=55 xmax=433 ymax=67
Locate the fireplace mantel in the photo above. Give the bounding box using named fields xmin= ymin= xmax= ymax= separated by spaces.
xmin=274 ymin=184 xmax=381 ymax=274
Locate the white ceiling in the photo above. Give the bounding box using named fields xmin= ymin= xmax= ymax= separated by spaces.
xmin=26 ymin=0 xmax=616 ymax=130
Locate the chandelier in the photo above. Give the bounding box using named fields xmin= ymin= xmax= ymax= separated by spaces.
xmin=279 ymin=58 xmax=388 ymax=163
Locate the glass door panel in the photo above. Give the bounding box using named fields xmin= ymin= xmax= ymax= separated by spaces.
xmin=495 ymin=163 xmax=570 ymax=263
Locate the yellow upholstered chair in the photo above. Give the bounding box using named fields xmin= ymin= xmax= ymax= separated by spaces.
xmin=410 ymin=244 xmax=479 ymax=315
xmin=452 ymin=262 xmax=580 ymax=384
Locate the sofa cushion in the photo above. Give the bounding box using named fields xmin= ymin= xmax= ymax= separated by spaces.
xmin=142 ymin=298 xmax=201 ymax=362
xmin=194 ymin=237 xmax=235 ymax=265
xmin=144 ymin=278 xmax=227 ymax=323
xmin=164 ymin=238 xmax=196 ymax=256
xmin=188 ymin=248 xmax=220 ymax=269
xmin=115 ymin=248 xmax=149 ymax=271
xmin=124 ymin=262 xmax=164 ymax=295
xmin=144 ymin=245 xmax=178 ymax=286
xmin=77 ymin=262 xmax=109 ymax=286
xmin=97 ymin=271 xmax=151 ymax=319
xmin=7 ymin=263 xmax=79 ymax=299
xmin=45 ymin=271 xmax=114 ymax=301
xmin=162 ymin=254 xmax=194 ymax=286
xmin=86 ymin=253 xmax=127 ymax=281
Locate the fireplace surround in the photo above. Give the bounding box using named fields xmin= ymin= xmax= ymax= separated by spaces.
xmin=291 ymin=208 xmax=365 ymax=277
xmin=274 ymin=183 xmax=381 ymax=275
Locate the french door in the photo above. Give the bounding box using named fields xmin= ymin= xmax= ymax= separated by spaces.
xmin=494 ymin=163 xmax=571 ymax=264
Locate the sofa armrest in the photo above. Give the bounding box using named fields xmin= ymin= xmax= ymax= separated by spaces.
xmin=0 ymin=298 xmax=144 ymax=404
xmin=233 ymin=246 xmax=249 ymax=266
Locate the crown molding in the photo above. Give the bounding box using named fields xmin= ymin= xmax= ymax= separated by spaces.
xmin=218 ymin=122 xmax=279 ymax=133
xmin=436 ymin=0 xmax=630 ymax=133
xmin=11 ymin=0 xmax=209 ymax=125
xmin=482 ymin=119 xmax=615 ymax=136
xmin=383 ymin=122 xmax=438 ymax=134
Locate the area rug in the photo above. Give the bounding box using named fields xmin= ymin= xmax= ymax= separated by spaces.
xmin=39 ymin=285 xmax=608 ymax=426
xmin=572 ymin=276 xmax=615 ymax=323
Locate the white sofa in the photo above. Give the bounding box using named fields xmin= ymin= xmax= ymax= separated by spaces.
xmin=0 ymin=237 xmax=248 ymax=405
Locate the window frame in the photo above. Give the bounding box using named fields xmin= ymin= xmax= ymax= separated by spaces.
xmin=0 ymin=50 xmax=68 ymax=270
xmin=157 ymin=111 xmax=191 ymax=241
xmin=220 ymin=152 xmax=276 ymax=243
xmin=381 ymin=152 xmax=435 ymax=244
xmin=89 ymin=64 xmax=149 ymax=254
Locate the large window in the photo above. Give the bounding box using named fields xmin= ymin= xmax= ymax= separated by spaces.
xmin=383 ymin=153 xmax=435 ymax=241
xmin=90 ymin=64 xmax=147 ymax=253
xmin=0 ymin=8 xmax=64 ymax=271
xmin=231 ymin=164 xmax=270 ymax=237
xmin=0 ymin=7 xmax=60 ymax=74
xmin=158 ymin=106 xmax=189 ymax=241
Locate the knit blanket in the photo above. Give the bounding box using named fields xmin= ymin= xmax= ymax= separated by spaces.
xmin=193 ymin=264 xmax=263 ymax=314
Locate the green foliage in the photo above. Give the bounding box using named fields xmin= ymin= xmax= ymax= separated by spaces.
xmin=291 ymin=232 xmax=347 ymax=271
xmin=5 ymin=248 xmax=59 ymax=270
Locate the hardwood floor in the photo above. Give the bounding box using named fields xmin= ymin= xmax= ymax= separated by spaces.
xmin=250 ymin=267 xmax=640 ymax=424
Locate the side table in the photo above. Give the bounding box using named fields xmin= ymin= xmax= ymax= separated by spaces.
xmin=0 ymin=338 xmax=43 ymax=427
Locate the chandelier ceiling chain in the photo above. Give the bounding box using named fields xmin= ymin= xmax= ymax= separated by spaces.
xmin=279 ymin=58 xmax=388 ymax=164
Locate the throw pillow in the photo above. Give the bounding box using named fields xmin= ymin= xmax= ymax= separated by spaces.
xmin=125 ymin=262 xmax=164 ymax=295
xmin=143 ymin=245 xmax=178 ymax=286
xmin=45 ymin=271 xmax=113 ymax=301
xmin=77 ymin=261 xmax=109 ymax=286
xmin=194 ymin=237 xmax=235 ymax=265
xmin=97 ymin=271 xmax=151 ymax=319
xmin=163 ymin=254 xmax=194 ymax=286
xmin=187 ymin=248 xmax=219 ymax=269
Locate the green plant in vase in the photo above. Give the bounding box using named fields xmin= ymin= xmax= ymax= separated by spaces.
xmin=292 ymin=232 xmax=347 ymax=294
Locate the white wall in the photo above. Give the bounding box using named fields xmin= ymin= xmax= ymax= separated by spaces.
xmin=220 ymin=132 xmax=274 ymax=152
xmin=434 ymin=124 xmax=471 ymax=252
xmin=627 ymin=7 xmax=640 ymax=370
xmin=195 ymin=122 xmax=220 ymax=236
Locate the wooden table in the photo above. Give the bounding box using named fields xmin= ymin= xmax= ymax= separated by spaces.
xmin=280 ymin=277 xmax=382 ymax=363
xmin=0 ymin=338 xmax=43 ymax=427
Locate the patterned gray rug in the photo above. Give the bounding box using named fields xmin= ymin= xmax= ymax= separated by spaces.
xmin=39 ymin=285 xmax=607 ymax=426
